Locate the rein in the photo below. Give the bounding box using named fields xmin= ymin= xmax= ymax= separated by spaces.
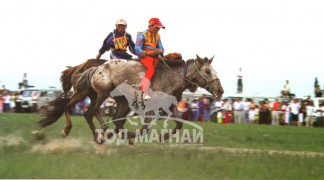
xmin=192 ymin=60 xmax=220 ymax=90
xmin=158 ymin=55 xmax=219 ymax=91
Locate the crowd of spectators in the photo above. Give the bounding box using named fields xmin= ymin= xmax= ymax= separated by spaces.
xmin=1 ymin=81 xmax=323 ymax=127
xmin=176 ymin=96 xmax=324 ymax=127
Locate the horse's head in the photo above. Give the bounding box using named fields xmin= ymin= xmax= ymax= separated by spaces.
xmin=188 ymin=55 xmax=224 ymax=100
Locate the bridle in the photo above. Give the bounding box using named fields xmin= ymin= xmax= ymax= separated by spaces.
xmin=192 ymin=60 xmax=220 ymax=91
xmin=159 ymin=55 xmax=220 ymax=94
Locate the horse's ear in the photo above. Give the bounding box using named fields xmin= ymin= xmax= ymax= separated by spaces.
xmin=196 ymin=54 xmax=203 ymax=64
xmin=209 ymin=55 xmax=215 ymax=64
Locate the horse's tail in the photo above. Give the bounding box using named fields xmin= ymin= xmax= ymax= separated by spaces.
xmin=60 ymin=66 xmax=78 ymax=94
xmin=76 ymin=67 xmax=97 ymax=92
xmin=37 ymin=97 xmax=71 ymax=128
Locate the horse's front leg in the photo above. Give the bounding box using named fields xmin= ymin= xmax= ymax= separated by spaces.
xmin=110 ymin=97 xmax=135 ymax=145
xmin=159 ymin=105 xmax=183 ymax=142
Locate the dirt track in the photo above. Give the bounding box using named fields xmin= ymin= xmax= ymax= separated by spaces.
xmin=184 ymin=145 xmax=324 ymax=157
xmin=2 ymin=134 xmax=323 ymax=157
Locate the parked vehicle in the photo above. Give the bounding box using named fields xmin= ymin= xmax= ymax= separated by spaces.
xmin=20 ymin=88 xmax=62 ymax=113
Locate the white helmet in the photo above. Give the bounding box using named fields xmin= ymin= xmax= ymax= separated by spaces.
xmin=116 ymin=18 xmax=127 ymax=25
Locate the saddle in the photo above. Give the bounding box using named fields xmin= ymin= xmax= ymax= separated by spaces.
xmin=134 ymin=52 xmax=185 ymax=66
xmin=159 ymin=52 xmax=185 ymax=66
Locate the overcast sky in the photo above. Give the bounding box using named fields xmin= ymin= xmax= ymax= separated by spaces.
xmin=0 ymin=0 xmax=323 ymax=97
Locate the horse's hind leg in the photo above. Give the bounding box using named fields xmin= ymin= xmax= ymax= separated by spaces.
xmin=61 ymin=90 xmax=89 ymax=137
xmin=111 ymin=97 xmax=134 ymax=144
xmin=62 ymin=108 xmax=73 ymax=137
xmin=84 ymin=91 xmax=102 ymax=142
xmin=92 ymin=93 xmax=110 ymax=143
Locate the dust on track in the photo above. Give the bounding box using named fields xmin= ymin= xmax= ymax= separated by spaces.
xmin=1 ymin=134 xmax=323 ymax=157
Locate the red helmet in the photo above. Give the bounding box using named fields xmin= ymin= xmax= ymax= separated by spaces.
xmin=148 ymin=18 xmax=165 ymax=29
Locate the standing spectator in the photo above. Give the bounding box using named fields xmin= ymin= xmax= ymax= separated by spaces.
xmin=222 ymin=99 xmax=231 ymax=124
xmin=198 ymin=97 xmax=205 ymax=122
xmin=203 ymin=97 xmax=211 ymax=122
xmin=289 ymin=99 xmax=300 ymax=126
xmin=177 ymin=99 xmax=187 ymax=119
xmin=10 ymin=92 xmax=16 ymax=112
xmin=210 ymin=98 xmax=222 ymax=122
xmin=281 ymin=102 xmax=290 ymax=125
xmin=254 ymin=105 xmax=259 ymax=123
xmin=0 ymin=92 xmax=3 ymax=113
xmin=313 ymin=107 xmax=324 ymax=127
xmin=190 ymin=98 xmax=199 ymax=121
xmin=233 ymin=97 xmax=244 ymax=124
xmin=314 ymin=77 xmax=318 ymax=89
xmin=23 ymin=73 xmax=28 ymax=88
xmin=259 ymin=99 xmax=271 ymax=125
xmin=315 ymin=85 xmax=322 ymax=97
xmin=214 ymin=98 xmax=223 ymax=116
xmin=177 ymin=98 xmax=190 ymax=120
xmin=15 ymin=92 xmax=22 ymax=112
xmin=248 ymin=99 xmax=256 ymax=123
xmin=237 ymin=67 xmax=243 ymax=94
xmin=305 ymin=101 xmax=315 ymax=127
xmin=183 ymin=98 xmax=191 ymax=120
xmin=259 ymin=101 xmax=267 ymax=124
xmin=264 ymin=99 xmax=271 ymax=124
xmin=31 ymin=91 xmax=38 ymax=112
xmin=243 ymin=98 xmax=251 ymax=123
xmin=299 ymin=100 xmax=307 ymax=126
xmin=271 ymin=98 xmax=281 ymax=125
xmin=217 ymin=109 xmax=223 ymax=123
xmin=3 ymin=93 xmax=11 ymax=112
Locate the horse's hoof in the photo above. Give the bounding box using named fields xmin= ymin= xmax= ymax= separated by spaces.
xmin=61 ymin=130 xmax=67 ymax=137
xmin=128 ymin=140 xmax=134 ymax=145
xmin=94 ymin=133 xmax=105 ymax=144
xmin=107 ymin=132 xmax=114 ymax=139
xmin=101 ymin=124 xmax=108 ymax=131
xmin=95 ymin=139 xmax=105 ymax=145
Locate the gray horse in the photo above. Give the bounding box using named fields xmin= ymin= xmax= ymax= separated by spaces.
xmin=109 ymin=79 xmax=179 ymax=126
xmin=37 ymin=55 xmax=224 ymax=143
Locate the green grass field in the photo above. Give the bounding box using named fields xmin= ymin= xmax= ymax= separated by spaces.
xmin=0 ymin=113 xmax=323 ymax=179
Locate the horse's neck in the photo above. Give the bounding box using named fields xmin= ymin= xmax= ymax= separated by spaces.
xmin=184 ymin=60 xmax=196 ymax=79
xmin=155 ymin=64 xmax=187 ymax=92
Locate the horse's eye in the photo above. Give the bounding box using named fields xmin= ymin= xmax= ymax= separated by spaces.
xmin=206 ymin=70 xmax=211 ymax=74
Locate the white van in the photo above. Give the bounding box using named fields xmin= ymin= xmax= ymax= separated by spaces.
xmin=20 ymin=88 xmax=62 ymax=112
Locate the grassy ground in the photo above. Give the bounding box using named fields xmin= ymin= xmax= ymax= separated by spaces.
xmin=0 ymin=113 xmax=323 ymax=179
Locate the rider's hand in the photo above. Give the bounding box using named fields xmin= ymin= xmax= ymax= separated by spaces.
xmin=156 ymin=49 xmax=163 ymax=54
xmin=96 ymin=54 xmax=101 ymax=59
xmin=148 ymin=51 xmax=157 ymax=57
